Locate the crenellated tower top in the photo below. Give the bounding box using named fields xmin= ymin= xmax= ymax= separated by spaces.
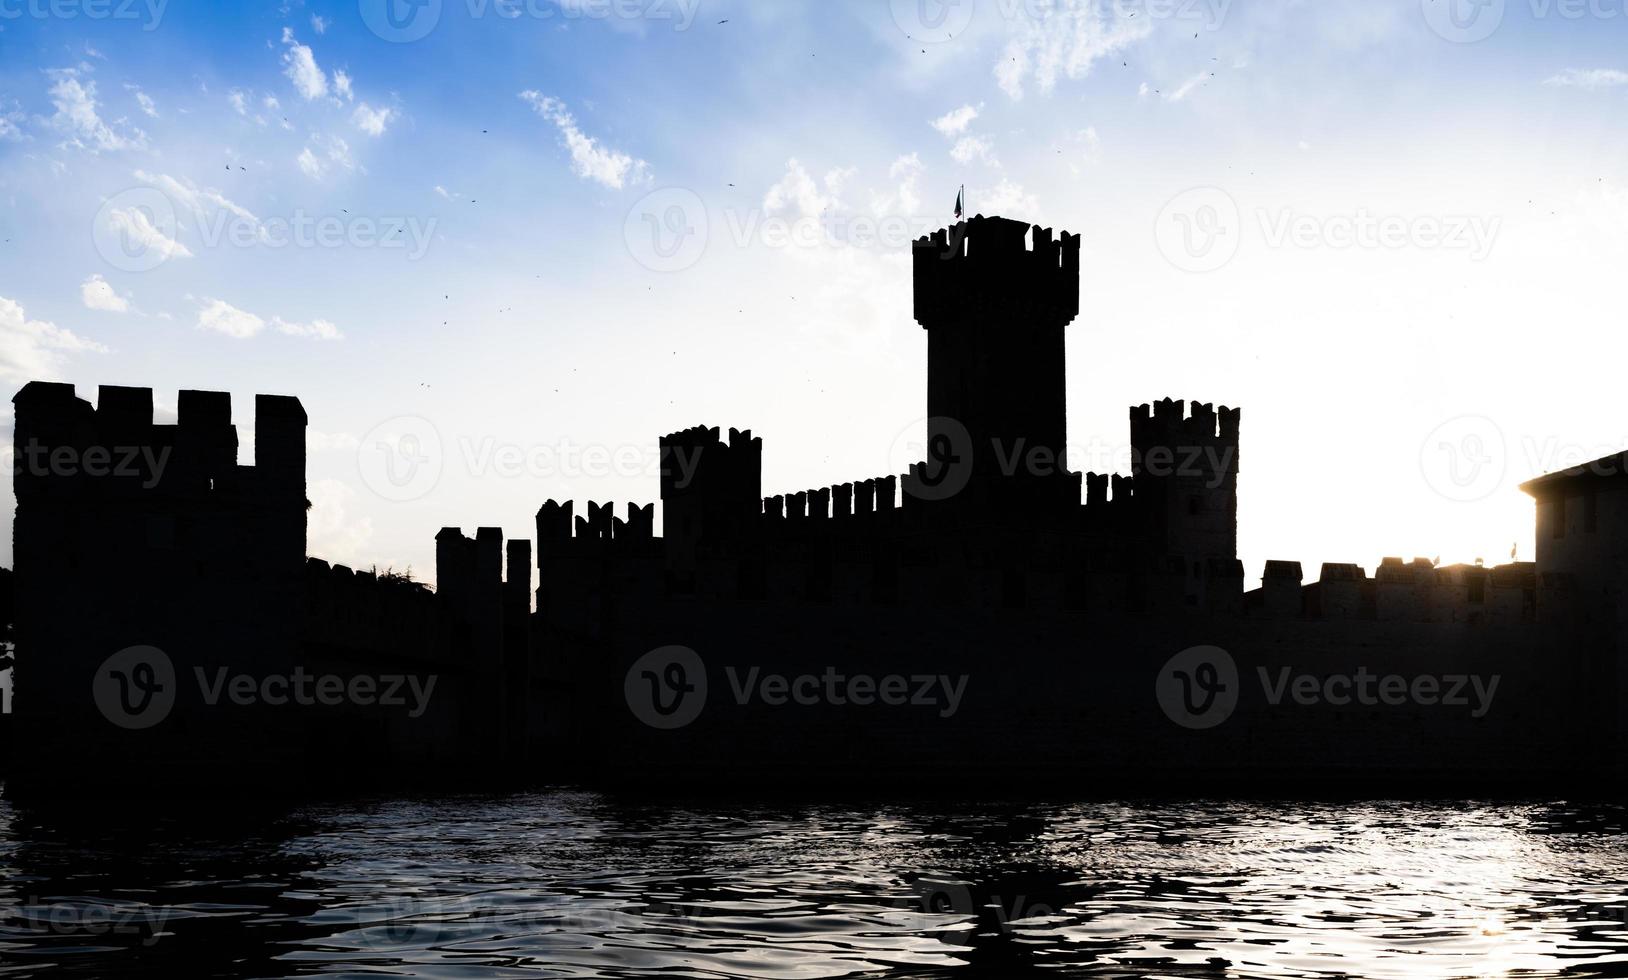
xmin=912 ymin=214 xmax=1080 ymax=328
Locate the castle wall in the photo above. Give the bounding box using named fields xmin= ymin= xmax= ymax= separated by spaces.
xmin=562 ymin=594 xmax=1598 ymax=789
xmin=11 ymin=383 xmax=309 ymax=788
xmin=9 ymin=384 xmax=535 ymax=795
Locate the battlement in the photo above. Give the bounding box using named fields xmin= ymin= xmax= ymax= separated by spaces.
xmin=1129 ymin=398 xmax=1240 ymax=468
xmin=659 ymin=424 xmax=761 ymax=500
xmin=912 ymin=214 xmax=1080 ymax=326
xmin=12 ymin=382 xmax=306 ymax=500
xmin=536 ymin=499 xmax=656 ymax=546
xmin=302 ymin=557 xmax=438 ymax=659
xmin=1247 ymin=558 xmax=1538 ymax=624
xmin=764 ymin=475 xmax=900 ymax=522
xmin=1083 ymin=471 xmax=1136 ymax=507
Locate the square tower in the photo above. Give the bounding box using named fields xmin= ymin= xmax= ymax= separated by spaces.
xmin=911 ymin=215 xmax=1081 ymax=511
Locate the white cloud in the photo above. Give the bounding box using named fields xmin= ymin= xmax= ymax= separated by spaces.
xmin=764 ymin=159 xmax=856 ymax=218
xmin=1165 ymin=70 xmax=1210 ymax=102
xmin=872 ymin=153 xmax=924 ymax=215
xmin=352 ymin=102 xmax=395 ymax=137
xmin=334 ymin=69 xmax=354 ymax=102
xmin=307 ymin=478 xmax=375 ymax=568
xmin=229 ymin=89 xmax=248 ymax=115
xmin=518 ymin=91 xmax=650 ymax=189
xmin=995 ymin=0 xmax=1151 ymax=100
xmin=46 ymin=68 xmax=145 ymax=152
xmin=80 ymin=274 xmax=130 ymax=313
xmin=951 ymin=134 xmax=999 ymax=167
xmin=197 ymin=298 xmax=265 ymax=339
xmin=971 ymin=178 xmax=1039 ymax=221
xmin=931 ymin=104 xmax=980 ymax=137
xmin=328 ymin=136 xmax=356 ymax=172
xmin=1544 ymin=68 xmax=1628 ymax=89
xmin=126 ymin=86 xmax=157 ymax=118
xmin=281 ymin=29 xmax=329 ymax=101
xmin=196 ymin=300 xmax=342 ymax=341
xmin=130 ymin=170 xmax=258 ymax=242
xmin=263 ymin=95 xmax=281 ymax=111
xmin=105 ymin=203 xmax=193 ymax=262
xmin=311 ymin=13 xmax=329 ymax=34
xmin=295 ymin=137 xmax=357 ymax=180
xmin=1075 ymin=125 xmax=1101 ymax=165
xmin=0 ymin=101 xmax=24 ymax=141
xmin=272 ymin=316 xmax=343 ymax=340
xmin=0 ymin=294 xmax=108 ymax=382
xmin=433 ymin=184 xmax=459 ymax=199
xmin=308 ymin=430 xmax=359 ymax=451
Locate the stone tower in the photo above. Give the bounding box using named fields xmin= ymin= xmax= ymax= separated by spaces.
xmin=910 ymin=214 xmax=1081 ymax=511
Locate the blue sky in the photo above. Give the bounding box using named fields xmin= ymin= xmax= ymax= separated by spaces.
xmin=3 ymin=0 xmax=1628 ymax=595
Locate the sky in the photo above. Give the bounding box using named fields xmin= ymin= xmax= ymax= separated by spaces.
xmin=2 ymin=0 xmax=1628 ymax=607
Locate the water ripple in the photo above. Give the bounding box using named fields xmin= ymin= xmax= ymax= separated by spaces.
xmin=2 ymin=793 xmax=1627 ymax=977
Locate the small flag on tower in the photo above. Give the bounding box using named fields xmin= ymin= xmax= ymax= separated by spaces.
xmin=954 ymin=186 xmax=964 ymax=220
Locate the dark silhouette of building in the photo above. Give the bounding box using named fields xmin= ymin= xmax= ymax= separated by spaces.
xmin=6 ymin=213 xmax=1621 ymax=796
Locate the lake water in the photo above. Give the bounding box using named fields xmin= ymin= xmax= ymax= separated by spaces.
xmin=3 ymin=791 xmax=1628 ymax=978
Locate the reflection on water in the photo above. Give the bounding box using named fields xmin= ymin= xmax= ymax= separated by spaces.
xmin=3 ymin=791 xmax=1628 ymax=978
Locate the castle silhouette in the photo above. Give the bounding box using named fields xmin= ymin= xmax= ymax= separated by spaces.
xmin=4 ymin=214 xmax=1620 ymax=796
